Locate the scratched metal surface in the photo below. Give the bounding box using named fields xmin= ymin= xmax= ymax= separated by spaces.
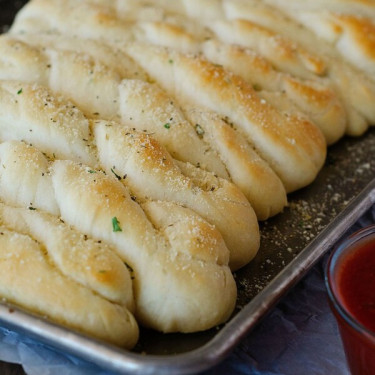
xmin=1 ymin=2 xmax=375 ymax=374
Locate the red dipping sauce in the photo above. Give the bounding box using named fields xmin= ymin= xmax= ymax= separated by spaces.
xmin=337 ymin=238 xmax=375 ymax=333
xmin=326 ymin=225 xmax=375 ymax=375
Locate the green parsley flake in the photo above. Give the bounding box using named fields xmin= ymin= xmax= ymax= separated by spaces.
xmin=111 ymin=168 xmax=121 ymax=180
xmin=168 ymin=59 xmax=174 ymax=64
xmin=28 ymin=206 xmax=36 ymax=211
xmin=195 ymin=124 xmax=205 ymax=137
xmin=164 ymin=123 xmax=171 ymax=129
xmin=17 ymin=88 xmax=23 ymax=95
xmin=88 ymin=170 xmax=96 ymax=174
xmin=112 ymin=216 xmax=122 ymax=232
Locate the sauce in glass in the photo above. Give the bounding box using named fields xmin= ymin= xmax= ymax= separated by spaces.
xmin=326 ymin=226 xmax=375 ymax=375
xmin=337 ymin=238 xmax=375 ymax=333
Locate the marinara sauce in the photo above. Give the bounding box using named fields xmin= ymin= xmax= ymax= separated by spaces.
xmin=326 ymin=226 xmax=375 ymax=375
xmin=337 ymin=237 xmax=375 ymax=333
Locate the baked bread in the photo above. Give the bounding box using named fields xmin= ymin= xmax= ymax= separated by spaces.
xmin=9 ymin=0 xmax=357 ymax=188
xmin=0 ymin=34 xmax=288 ymax=219
xmin=1 ymin=0 xmax=373 ymax=346
xmin=0 ymin=201 xmax=138 ymax=347
xmin=0 ymin=80 xmax=260 ymax=269
xmin=45 ymin=0 xmax=374 ymax=137
xmin=264 ymin=5 xmax=375 ymax=77
xmin=117 ymin=80 xmax=286 ymax=219
xmin=0 ymin=33 xmax=326 ymax=193
xmin=206 ymin=0 xmax=375 ymax=136
xmin=124 ymin=43 xmax=326 ymax=193
xmin=200 ymin=39 xmax=346 ymax=145
xmin=93 ymin=120 xmax=260 ymax=269
xmin=9 ymin=1 xmax=345 ymax=145
xmin=0 ymin=140 xmax=237 ymax=332
xmin=8 ymin=0 xmax=344 ymax=143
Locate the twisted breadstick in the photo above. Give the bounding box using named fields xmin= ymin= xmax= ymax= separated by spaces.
xmin=262 ymin=0 xmax=375 ymax=76
xmin=74 ymin=0 xmax=375 ymax=81
xmin=14 ymin=0 xmax=322 ymax=79
xmin=7 ymin=2 xmax=334 ymax=190
xmin=0 ymin=34 xmax=287 ymax=219
xmin=207 ymin=0 xmax=375 ymax=136
xmin=124 ymin=43 xmax=326 ymax=193
xmin=117 ymin=79 xmax=286 ymax=219
xmin=0 ymin=140 xmax=237 ymax=332
xmin=9 ymin=2 xmax=347 ymax=146
xmin=57 ymin=0 xmax=375 ymax=136
xmin=0 ymin=201 xmax=138 ymax=347
xmin=0 ymin=34 xmax=226 ymax=177
xmin=1 ymin=33 xmax=325 ymax=193
xmin=0 ymin=80 xmax=259 ymax=269
xmin=199 ymin=39 xmax=346 ymax=145
xmin=93 ymin=120 xmax=260 ymax=269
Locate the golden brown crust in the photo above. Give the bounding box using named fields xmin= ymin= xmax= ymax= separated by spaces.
xmin=0 ymin=202 xmax=138 ymax=347
xmin=2 ymin=0 xmax=374 ymax=342
xmin=0 ymin=3 xmax=340 ymax=189
xmin=330 ymin=14 xmax=375 ymax=75
xmin=241 ymin=0 xmax=375 ymax=131
xmin=138 ymin=21 xmax=200 ymax=53
xmin=0 ymin=34 xmax=231 ymax=178
xmin=93 ymin=120 xmax=260 ymax=269
xmin=335 ymin=14 xmax=375 ymax=56
xmin=262 ymin=0 xmax=375 ymax=19
xmin=125 ymin=43 xmax=326 ymax=192
xmin=0 ymin=81 xmax=97 ymax=166
xmin=8 ymin=1 xmax=347 ymax=143
xmin=209 ymin=19 xmax=327 ymax=78
xmin=0 ymin=80 xmax=259 ymax=268
xmin=182 ymin=108 xmax=287 ymax=220
xmin=0 ymin=138 xmax=238 ymax=333
xmin=51 ymin=159 xmax=238 ymax=332
xmin=118 ymin=79 xmax=229 ymax=178
xmin=267 ymin=9 xmax=375 ymax=77
xmin=208 ymin=0 xmax=375 ymax=134
xmin=11 ymin=0 xmax=375 ymax=136
xmin=201 ymin=39 xmax=346 ymax=145
xmin=0 ymin=34 xmax=287 ymax=218
xmin=12 ymin=0 xmax=134 ymax=41
xmin=281 ymin=76 xmax=346 ymax=144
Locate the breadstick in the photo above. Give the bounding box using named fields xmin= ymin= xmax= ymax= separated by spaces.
xmin=200 ymin=39 xmax=346 ymax=145
xmin=255 ymin=0 xmax=375 ymax=95
xmin=269 ymin=9 xmax=375 ymax=77
xmin=0 ymin=140 xmax=237 ymax=332
xmin=0 ymin=34 xmax=228 ymax=178
xmin=87 ymin=0 xmax=375 ymax=136
xmin=125 ymin=43 xmax=326 ymax=193
xmin=180 ymin=108 xmax=287 ymax=220
xmin=118 ymin=78 xmax=286 ymax=219
xmin=93 ymin=120 xmax=259 ymax=269
xmin=9 ymin=5 xmax=347 ymax=145
xmin=0 ymin=36 xmax=286 ymax=220
xmin=0 ymin=80 xmax=259 ymax=268
xmin=261 ymin=0 xmax=375 ymax=17
xmin=217 ymin=0 xmax=375 ymax=135
xmin=0 ymin=202 xmax=138 ymax=347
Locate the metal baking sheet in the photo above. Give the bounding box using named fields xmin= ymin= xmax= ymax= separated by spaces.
xmin=1 ymin=2 xmax=375 ymax=374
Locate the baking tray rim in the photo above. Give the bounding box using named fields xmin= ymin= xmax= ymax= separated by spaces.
xmin=0 ymin=178 xmax=374 ymax=375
